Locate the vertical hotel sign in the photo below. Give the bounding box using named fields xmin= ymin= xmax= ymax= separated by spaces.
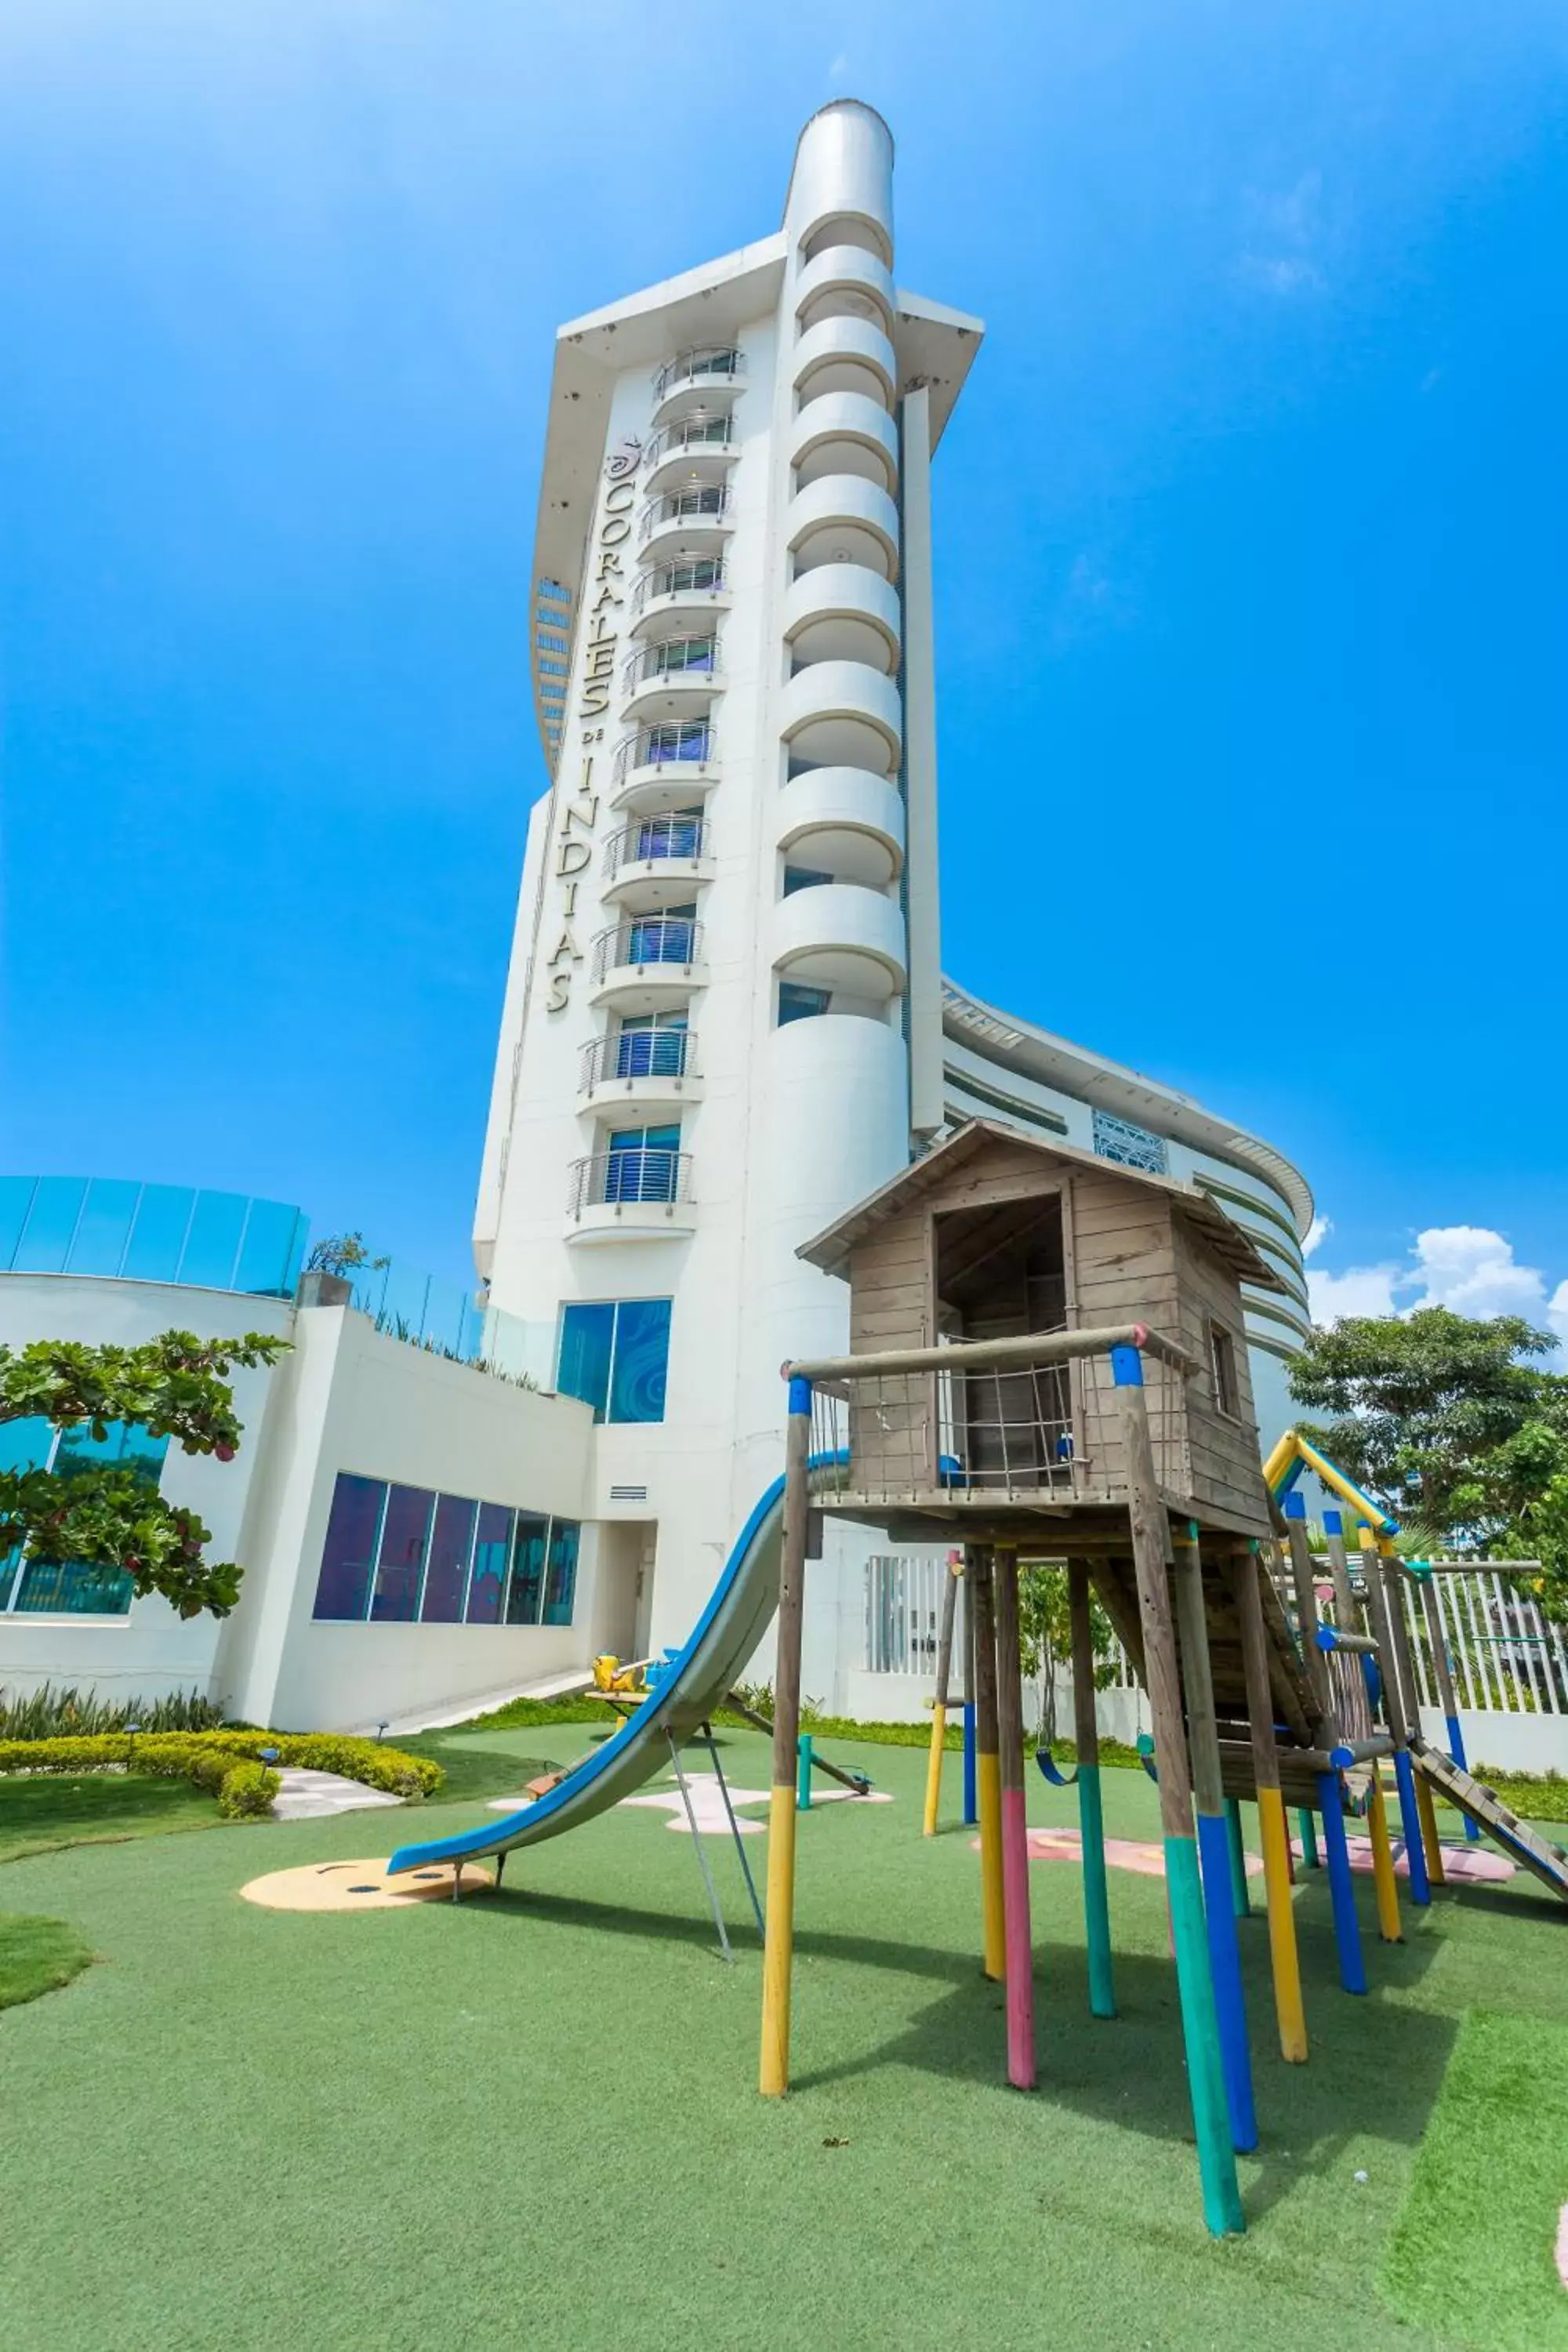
xmin=544 ymin=436 xmax=641 ymax=1014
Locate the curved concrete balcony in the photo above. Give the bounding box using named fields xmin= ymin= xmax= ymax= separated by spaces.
xmin=787 ymin=474 xmax=899 ymax=581
xmin=774 ymin=880 xmax=906 ymax=1001
xmin=778 ymin=767 xmax=905 ymax=890
xmin=610 ymin=724 xmax=717 ymax=815
xmin=643 ymin=414 xmax=736 ymax=492
xmin=638 ymin=485 xmax=733 ymax=566
xmin=651 ymin=346 xmax=743 ymax=428
xmin=601 ymin=815 xmax=714 ymax=909
xmin=566 ymin=1149 xmax=696 ymax=1246
xmin=589 ymin=916 xmax=708 ymax=1012
xmin=779 ymin=658 xmax=902 ymax=777
xmin=782 ymin=561 xmax=900 ymax=674
xmin=789 ymin=390 xmax=898 ymax=495
xmin=620 ymin=636 xmax=722 ymax=721
xmin=578 ymin=1029 xmax=702 ymax=1118
xmin=793 ymin=315 xmax=895 ymax=411
xmin=795 ymin=242 xmax=895 ymax=336
xmin=629 ymin=560 xmax=731 ymax=641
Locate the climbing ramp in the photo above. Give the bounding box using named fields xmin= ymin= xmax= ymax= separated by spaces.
xmin=1411 ymin=1737 xmax=1568 ymax=1904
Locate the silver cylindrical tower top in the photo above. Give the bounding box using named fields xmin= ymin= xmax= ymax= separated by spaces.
xmin=784 ymin=100 xmax=895 ymax=265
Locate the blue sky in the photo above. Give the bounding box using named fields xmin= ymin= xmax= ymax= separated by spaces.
xmin=2 ymin=2 xmax=1565 ymax=1323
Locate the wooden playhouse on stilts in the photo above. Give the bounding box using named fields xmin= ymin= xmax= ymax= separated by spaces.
xmin=753 ymin=1120 xmax=1419 ymax=2239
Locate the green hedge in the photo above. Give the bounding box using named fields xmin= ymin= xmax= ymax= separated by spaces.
xmin=0 ymin=1731 xmax=441 ymax=1806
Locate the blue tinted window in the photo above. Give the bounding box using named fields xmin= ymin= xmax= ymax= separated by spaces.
xmin=779 ymin=982 xmax=831 ymax=1025
xmin=67 ymin=1179 xmax=142 ymax=1276
xmin=52 ymin=1421 xmax=169 ymax=1489
xmin=505 ymin=1513 xmax=548 ymax=1624
xmin=179 ymin=1189 xmax=249 ymax=1289
xmin=543 ymin=1520 xmax=579 ymax=1625
xmin=13 ymin=1178 xmax=87 ymax=1272
xmin=312 ymin=1474 xmax=386 ymax=1620
xmin=0 ymin=1176 xmax=36 ymax=1269
xmin=608 ymin=1299 xmax=672 ymax=1425
xmin=0 ymin=1417 xmax=55 ymax=1475
xmin=12 ymin=1559 xmax=134 ymax=1616
xmin=558 ymin=1303 xmax=615 ymax=1418
xmin=234 ymin=1198 xmax=307 ymax=1297
xmin=782 ymin=866 xmax=833 ymax=895
xmin=121 ymin=1184 xmax=196 ymax=1283
xmin=466 ymin=1502 xmax=514 ymax=1624
xmin=371 ymin=1484 xmax=434 ymax=1621
xmin=420 ymin=1494 xmax=476 ymax=1623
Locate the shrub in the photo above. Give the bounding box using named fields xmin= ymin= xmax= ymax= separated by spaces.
xmin=217 ymin=1761 xmax=281 ymax=1819
xmin=0 ymin=1730 xmax=441 ymax=1802
xmin=0 ymin=1682 xmax=230 ymax=1740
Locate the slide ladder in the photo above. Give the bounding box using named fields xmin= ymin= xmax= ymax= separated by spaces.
xmin=1410 ymin=1737 xmax=1568 ymax=1906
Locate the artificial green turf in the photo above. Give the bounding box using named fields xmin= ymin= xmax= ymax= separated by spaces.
xmin=0 ymin=1910 xmax=93 ymax=2010
xmin=361 ymin=1728 xmax=564 ymax=1806
xmin=2 ymin=1729 xmax=1566 ymax=2350
xmin=0 ymin=1770 xmax=223 ymax=1864
xmin=1385 ymin=2008 xmax=1568 ymax=2349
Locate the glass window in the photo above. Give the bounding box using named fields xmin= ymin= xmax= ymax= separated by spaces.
xmin=67 ymin=1178 xmax=141 ymax=1276
xmin=505 ymin=1513 xmax=549 ymax=1624
xmin=121 ymin=1184 xmax=196 ymax=1284
xmin=13 ymin=1177 xmax=87 ymax=1273
xmin=52 ymin=1421 xmax=169 ymax=1489
xmin=178 ymin=1189 xmax=249 ymax=1290
xmin=605 ymin=1125 xmax=681 ymax=1204
xmin=558 ymin=1302 xmax=615 ymax=1417
xmin=420 ymin=1494 xmax=477 ymax=1623
xmin=608 ymin=1299 xmax=672 ymax=1425
xmin=370 ymin=1484 xmax=434 ymax=1622
xmin=313 ymin=1474 xmax=387 ymax=1621
xmin=11 ymin=1559 xmax=134 ymax=1616
xmin=782 ymin=866 xmax=833 ymax=896
xmin=615 ymin=1014 xmax=687 ymax=1080
xmin=235 ymin=1198 xmax=307 ymax=1298
xmin=779 ymin=982 xmax=832 ymax=1025
xmin=0 ymin=1417 xmax=56 ymax=1476
xmin=0 ymin=1176 xmax=37 ymax=1269
xmin=543 ymin=1520 xmax=580 ymax=1626
xmin=466 ymin=1503 xmax=514 ymax=1624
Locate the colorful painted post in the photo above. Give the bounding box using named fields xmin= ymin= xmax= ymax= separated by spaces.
xmin=1297 ymin=1809 xmax=1321 ymax=1868
xmin=1174 ymin=1522 xmax=1258 ymax=2151
xmin=759 ymin=1373 xmax=812 ymax=2097
xmin=1232 ymin=1541 xmax=1308 ymax=2060
xmin=961 ymin=1559 xmax=978 ymax=1827
xmin=970 ymin=1547 xmax=1006 ymax=1983
xmin=1373 ymin=1542 xmax=1432 ymax=1905
xmin=992 ymin=1545 xmax=1037 ymax=2089
xmin=1069 ymin=1559 xmax=1116 ymax=2018
xmin=1418 ymin=1573 xmax=1476 ymax=1844
xmin=1224 ymin=1799 xmax=1250 ymax=1919
xmin=1316 ymin=1766 xmax=1370 ymax=1993
xmin=1359 ymin=1537 xmax=1421 ymax=1918
xmin=923 ymin=1552 xmax=962 ymax=1837
xmin=1114 ymin=1345 xmax=1243 ymax=2238
xmin=797 ymin=1734 xmax=814 ymax=1811
xmin=1364 ymin=1773 xmax=1404 ymax=1943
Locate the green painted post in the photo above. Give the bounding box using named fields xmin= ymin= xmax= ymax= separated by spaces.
xmin=1297 ymin=1806 xmax=1321 ymax=1869
xmin=1070 ymin=1558 xmax=1116 ymax=2017
xmin=1225 ymin=1798 xmax=1250 ymax=1918
xmin=797 ymin=1733 xmax=814 ymax=1811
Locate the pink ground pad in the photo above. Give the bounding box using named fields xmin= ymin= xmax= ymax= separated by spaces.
xmin=971 ymin=1826 xmax=1514 ymax=1884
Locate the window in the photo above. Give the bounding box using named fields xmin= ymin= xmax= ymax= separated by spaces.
xmin=616 ymin=1013 xmax=688 ymax=1080
xmin=1209 ymin=1322 xmax=1240 ymax=1421
xmin=604 ymin=1124 xmax=681 ymax=1204
xmin=370 ymin=1485 xmax=434 ymax=1621
xmin=779 ymin=981 xmax=832 ymax=1025
xmin=2 ymin=1418 xmax=171 ymax=1616
xmin=310 ymin=1476 xmax=579 ymax=1629
xmin=643 ymin=720 xmax=710 ymax=765
xmin=626 ymin=907 xmax=696 ymax=966
xmin=466 ymin=1503 xmax=514 ymax=1624
xmin=421 ymin=1494 xmax=477 ymax=1623
xmin=557 ymin=1298 xmax=672 ymax=1425
xmin=312 ymin=1475 xmax=387 ymax=1621
xmin=782 ymin=866 xmax=833 ymax=896
xmin=1091 ymin=1109 xmax=1168 ymax=1176
xmin=544 ymin=1520 xmax=580 ymax=1624
xmin=506 ymin=1514 xmax=549 ymax=1624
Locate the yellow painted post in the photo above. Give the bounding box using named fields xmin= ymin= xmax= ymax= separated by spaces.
xmin=970 ymin=1547 xmax=1006 ymax=1982
xmin=1365 ymin=1773 xmax=1403 ymax=1944
xmin=759 ymin=1376 xmax=813 ymax=2096
xmin=1232 ymin=1544 xmax=1308 ymax=2062
xmin=923 ymin=1553 xmax=963 ymax=1837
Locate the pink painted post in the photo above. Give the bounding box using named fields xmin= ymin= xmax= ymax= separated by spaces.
xmin=992 ymin=1546 xmax=1037 ymax=2090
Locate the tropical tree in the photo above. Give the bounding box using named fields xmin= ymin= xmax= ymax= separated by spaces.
xmin=1 ymin=1332 xmax=289 ymax=1619
xmin=1017 ymin=1561 xmax=1118 ymax=1744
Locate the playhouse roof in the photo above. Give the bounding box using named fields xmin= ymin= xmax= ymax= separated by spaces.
xmin=797 ymin=1119 xmax=1289 ymax=1294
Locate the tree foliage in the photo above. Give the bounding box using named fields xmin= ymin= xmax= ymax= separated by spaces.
xmin=1017 ymin=1563 xmax=1118 ymax=1744
xmin=0 ymin=1332 xmax=289 ymax=1620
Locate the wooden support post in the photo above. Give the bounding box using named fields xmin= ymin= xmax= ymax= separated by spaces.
xmin=1323 ymin=1512 xmax=1373 ymax=1743
xmin=992 ymin=1545 xmax=1036 ymax=2089
xmin=1069 ymin=1559 xmax=1116 ymax=2019
xmin=1419 ymin=1572 xmax=1475 ymax=1846
xmin=1230 ymin=1543 xmax=1308 ymax=2060
xmin=961 ymin=1561 xmax=978 ymax=1828
xmin=1359 ymin=1537 xmax=1415 ymax=1926
xmin=1282 ymin=1497 xmax=1333 ymax=1722
xmin=1297 ymin=1809 xmax=1321 ymax=1868
xmin=923 ymin=1552 xmax=962 ymax=1837
xmin=1114 ymin=1347 xmax=1243 ymax=2238
xmin=1174 ymin=1523 xmax=1257 ymax=2151
xmin=970 ymin=1546 xmax=1006 ymax=1983
xmin=759 ymin=1376 xmax=812 ymax=2096
xmin=1377 ymin=1544 xmax=1436 ymax=1901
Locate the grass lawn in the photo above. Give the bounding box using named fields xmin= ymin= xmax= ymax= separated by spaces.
xmin=2 ymin=1727 xmax=1566 ymax=2350
xmin=0 ymin=1911 xmax=93 ymax=2011
xmin=0 ymin=1771 xmax=223 ymax=1865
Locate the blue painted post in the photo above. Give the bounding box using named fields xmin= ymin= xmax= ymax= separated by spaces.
xmin=1316 ymin=1769 xmax=1368 ymax=1995
xmin=961 ymin=1559 xmax=978 ymax=1827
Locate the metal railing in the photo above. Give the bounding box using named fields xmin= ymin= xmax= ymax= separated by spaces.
xmin=622 ymin=637 xmax=719 ymax=694
xmin=644 ymin=414 xmax=735 ymax=466
xmin=631 ymin=557 xmax=727 ymax=615
xmin=640 ymin=485 xmax=731 ymax=540
xmin=568 ymin=1149 xmax=693 ymax=1216
xmin=1397 ymin=1565 xmax=1568 ymax=1717
xmin=612 ymin=722 xmax=713 ymax=782
xmin=603 ymin=814 xmax=710 ymax=879
xmin=653 ymin=347 xmax=743 ymax=401
xmin=590 ymin=916 xmax=704 ymax=983
xmin=579 ymin=1029 xmax=698 ymax=1092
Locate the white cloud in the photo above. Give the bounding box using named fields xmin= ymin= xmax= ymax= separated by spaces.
xmin=1303 ymin=1214 xmax=1331 ymax=1259
xmin=827 ymin=52 xmax=850 ymax=81
xmin=1307 ymin=1221 xmax=1566 ymax=1340
xmin=1308 ymin=1262 xmax=1399 ymax=1322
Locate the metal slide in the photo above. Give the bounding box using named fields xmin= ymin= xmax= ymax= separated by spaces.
xmin=1410 ymin=1737 xmax=1568 ymax=1906
xmin=386 ymin=1457 xmax=833 ymax=1880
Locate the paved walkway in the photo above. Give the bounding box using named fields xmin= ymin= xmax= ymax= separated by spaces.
xmin=270 ymin=1767 xmax=404 ymax=1821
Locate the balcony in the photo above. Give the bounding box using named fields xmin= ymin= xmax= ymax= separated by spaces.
xmin=644 ymin=413 xmax=736 ymax=490
xmin=638 ymin=483 xmax=735 ymax=564
xmin=652 ymin=346 xmax=744 ymax=426
xmin=789 ymin=390 xmax=898 ymax=495
xmin=774 ymin=880 xmax=906 ymax=1002
xmin=787 ymin=474 xmax=899 ymax=581
xmin=590 ymin=915 xmax=708 ymax=1011
xmin=601 ymin=813 xmax=714 ymax=907
xmin=611 ymin=720 xmax=717 ymax=815
xmin=630 ymin=557 xmax=731 ymax=639
xmin=795 ymin=242 xmax=895 ymax=336
xmin=778 ymin=767 xmax=904 ymax=891
xmin=783 ymin=561 xmax=900 ymax=674
xmin=793 ymin=315 xmax=896 ymax=411
xmin=779 ymin=659 xmax=902 ymax=777
xmin=620 ymin=634 xmax=722 ymax=720
xmin=578 ymin=1028 xmax=701 ymax=1114
xmin=566 ymin=1148 xmax=696 ymax=1244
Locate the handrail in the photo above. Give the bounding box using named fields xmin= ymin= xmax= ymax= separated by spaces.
xmin=622 ymin=637 xmax=719 ymax=693
xmin=652 ymin=347 xmax=743 ymax=400
xmin=603 ymin=815 xmax=710 ymax=878
xmin=640 ymin=485 xmax=732 ymax=541
xmin=786 ymin=1323 xmax=1201 ymax=1384
xmin=631 ymin=558 xmax=727 ymax=615
xmin=590 ymin=917 xmax=704 ymax=982
xmin=579 ymin=1029 xmax=698 ymax=1091
xmin=612 ymin=724 xmax=714 ymax=782
xmin=644 ymin=415 xmax=735 ymax=466
xmin=568 ymin=1149 xmax=694 ymax=1215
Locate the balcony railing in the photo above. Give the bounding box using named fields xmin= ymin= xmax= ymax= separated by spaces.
xmin=568 ymin=1149 xmax=693 ymax=1215
xmin=652 ymin=347 xmax=743 ymax=401
xmin=631 ymin=557 xmax=727 ymax=616
xmin=622 ymin=637 xmax=719 ymax=694
xmin=590 ymin=916 xmax=704 ymax=983
xmin=644 ymin=414 xmax=735 ymax=466
xmin=579 ymin=1029 xmax=698 ymax=1091
xmin=603 ymin=813 xmax=710 ymax=879
xmin=612 ymin=721 xmax=713 ymax=783
xmin=640 ymin=485 xmax=731 ymax=541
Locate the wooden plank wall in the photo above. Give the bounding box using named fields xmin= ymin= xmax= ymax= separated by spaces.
xmin=1170 ymin=1215 xmax=1272 ymax=1530
xmin=1066 ymin=1167 xmax=1185 ymax=1497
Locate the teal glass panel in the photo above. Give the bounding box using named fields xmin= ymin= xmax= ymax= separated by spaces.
xmin=370 ymin=1484 xmax=434 ymax=1621
xmin=422 ymin=1275 xmax=469 ymax=1355
xmin=348 ymin=1257 xmax=391 ymax=1321
xmin=68 ymin=1178 xmax=142 ymax=1276
xmin=0 ymin=1177 xmax=37 ymax=1268
xmin=505 ymin=1513 xmax=549 ymax=1624
xmin=52 ymin=1421 xmax=169 ymax=1489
xmin=608 ymin=1299 xmax=671 ymax=1425
xmin=13 ymin=1177 xmax=86 ymax=1272
xmin=558 ymin=1303 xmax=615 ymax=1420
xmin=234 ymin=1198 xmax=305 ymax=1297
xmin=543 ymin=1519 xmax=579 ymax=1626
xmin=11 ymin=1559 xmax=134 ymax=1615
xmin=179 ymin=1189 xmax=249 ymax=1289
xmin=420 ymin=1494 xmax=477 ymax=1623
xmin=121 ymin=1185 xmax=195 ymax=1283
xmin=312 ymin=1475 xmax=385 ymax=1620
xmin=0 ymin=1417 xmax=55 ymax=1475
xmin=456 ymin=1298 xmax=487 ymax=1363
xmin=466 ymin=1503 xmax=514 ymax=1624
xmin=376 ymin=1261 xmax=432 ymax=1344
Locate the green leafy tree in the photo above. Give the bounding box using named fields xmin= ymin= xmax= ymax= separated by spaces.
xmin=1017 ymin=1562 xmax=1117 ymax=1744
xmin=1 ymin=1332 xmax=289 ymax=1620
xmin=306 ymin=1232 xmax=387 ymax=1279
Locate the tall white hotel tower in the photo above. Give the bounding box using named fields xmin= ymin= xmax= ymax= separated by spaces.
xmin=476 ymin=103 xmax=1314 ymax=1676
